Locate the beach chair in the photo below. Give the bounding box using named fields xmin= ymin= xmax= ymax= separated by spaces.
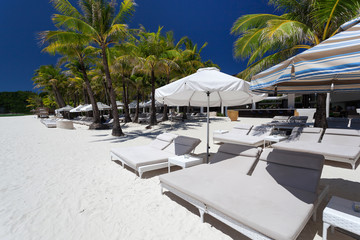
xmin=40 ymin=119 xmax=57 ymax=128
xmin=160 ymin=148 xmax=327 ymax=240
xmin=110 ymin=133 xmax=201 ymax=177
xmin=326 ymin=117 xmax=350 ymax=128
xmin=273 ymin=128 xmax=360 ymax=169
xmin=213 ymin=124 xmax=252 ymax=143
xmin=214 ymin=125 xmax=273 ymax=147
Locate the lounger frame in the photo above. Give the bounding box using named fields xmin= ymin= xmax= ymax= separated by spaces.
xmin=110 ymin=149 xmax=197 ymax=178
xmin=160 ymin=182 xmax=329 ymax=240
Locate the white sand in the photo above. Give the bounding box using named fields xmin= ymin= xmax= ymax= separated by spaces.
xmin=0 ymin=115 xmax=359 ymax=240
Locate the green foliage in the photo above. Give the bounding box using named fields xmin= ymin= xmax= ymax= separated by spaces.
xmin=232 ymin=0 xmax=360 ymax=80
xmin=0 ymin=91 xmax=38 ymax=114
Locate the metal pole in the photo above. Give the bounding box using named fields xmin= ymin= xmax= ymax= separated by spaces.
xmin=206 ymin=91 xmax=210 ymax=163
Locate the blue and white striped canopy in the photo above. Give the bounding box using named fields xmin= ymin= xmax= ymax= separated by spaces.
xmin=250 ymin=19 xmax=360 ymax=93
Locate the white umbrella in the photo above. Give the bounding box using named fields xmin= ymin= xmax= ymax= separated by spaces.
xmin=82 ymin=102 xmax=111 ymax=111
xmin=70 ymin=104 xmax=84 ymax=113
xmin=79 ymin=104 xmax=91 ymax=112
xmin=56 ymin=105 xmax=74 ymax=112
xmin=155 ymin=67 xmax=266 ymax=162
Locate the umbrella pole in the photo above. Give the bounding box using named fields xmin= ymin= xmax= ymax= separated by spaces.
xmin=206 ymin=91 xmax=210 ymax=163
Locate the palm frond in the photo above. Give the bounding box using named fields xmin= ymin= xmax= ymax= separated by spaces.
xmin=50 ymin=0 xmax=81 ymax=18
xmin=112 ymin=0 xmax=136 ymax=25
xmin=231 ymin=14 xmax=284 ymax=35
xmin=52 ymin=14 xmax=97 ymax=36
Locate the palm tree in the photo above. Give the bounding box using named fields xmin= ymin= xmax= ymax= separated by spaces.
xmin=32 ymin=65 xmax=67 ymax=108
xmin=232 ymin=0 xmax=360 ymax=127
xmin=46 ymin=0 xmax=136 ymax=136
xmin=42 ymin=41 xmax=105 ymax=128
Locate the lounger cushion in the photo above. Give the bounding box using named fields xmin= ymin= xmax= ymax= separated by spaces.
xmin=210 ymin=144 xmax=259 ymax=168
xmin=253 ymin=149 xmax=324 ymax=193
xmin=213 ymin=134 xmax=266 ymax=146
xmin=233 ymin=123 xmax=252 ymax=130
xmin=286 ymin=127 xmax=322 ymax=142
xmin=322 ymin=128 xmax=360 ymax=146
xmin=160 ymin=168 xmax=315 ymax=240
xmin=163 ymin=136 xmax=201 ymax=155
xmin=149 ymin=133 xmax=178 ymax=150
xmin=273 ymin=141 xmax=360 ymax=160
xmin=248 ymin=125 xmax=272 ymax=137
xmin=111 ymin=146 xmax=174 ymax=169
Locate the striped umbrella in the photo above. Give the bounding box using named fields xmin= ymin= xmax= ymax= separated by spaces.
xmin=250 ymin=19 xmax=360 ymax=93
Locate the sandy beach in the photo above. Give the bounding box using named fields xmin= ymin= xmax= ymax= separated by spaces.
xmin=1 ymin=115 xmax=359 ymax=240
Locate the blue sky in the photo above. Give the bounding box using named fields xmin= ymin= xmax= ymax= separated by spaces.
xmin=0 ymin=0 xmax=275 ymax=92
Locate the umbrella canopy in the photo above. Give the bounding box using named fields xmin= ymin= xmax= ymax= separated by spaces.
xmin=81 ymin=102 xmax=111 ymax=112
xmin=251 ymin=20 xmax=360 ymax=93
xmin=70 ymin=104 xmax=84 ymax=113
xmin=56 ymin=105 xmax=74 ymax=112
xmin=155 ymin=67 xmax=266 ymax=163
xmin=156 ymin=67 xmax=265 ymax=106
xmin=128 ymin=101 xmax=146 ymax=109
xmin=144 ymin=100 xmax=163 ymax=107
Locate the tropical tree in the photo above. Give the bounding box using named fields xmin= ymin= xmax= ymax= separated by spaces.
xmin=46 ymin=0 xmax=136 ymax=136
xmin=32 ymin=65 xmax=67 ymax=108
xmin=41 ymin=39 xmax=105 ymax=128
xmin=232 ymin=0 xmax=360 ymax=127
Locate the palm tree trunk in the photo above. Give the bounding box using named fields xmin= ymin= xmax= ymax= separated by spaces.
xmin=162 ymin=104 xmax=168 ymax=121
xmin=83 ymin=86 xmax=90 ymax=104
xmin=102 ymin=78 xmax=110 ymax=105
xmin=101 ymin=46 xmax=123 ymax=136
xmin=122 ymin=77 xmax=132 ymax=123
xmin=133 ymin=92 xmax=140 ymax=123
xmin=150 ymin=69 xmax=157 ymax=125
xmin=162 ymin=74 xmax=170 ymax=121
xmin=79 ymin=61 xmax=101 ymax=125
xmin=314 ymin=93 xmax=328 ymax=128
xmin=52 ymin=84 xmax=66 ymax=108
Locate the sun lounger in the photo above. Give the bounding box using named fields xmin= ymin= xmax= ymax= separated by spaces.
xmin=273 ymin=128 xmax=360 ymax=169
xmin=110 ymin=133 xmax=201 ymax=177
xmin=214 ymin=125 xmax=273 ymax=147
xmin=326 ymin=117 xmax=350 ymax=128
xmin=268 ymin=116 xmax=308 ymax=129
xmin=41 ymin=119 xmax=57 ymax=128
xmin=213 ymin=124 xmax=252 ymax=143
xmin=160 ymin=148 xmax=327 ymax=240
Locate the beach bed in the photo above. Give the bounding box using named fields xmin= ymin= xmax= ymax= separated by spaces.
xmin=110 ymin=133 xmax=201 ymax=177
xmin=160 ymin=148 xmax=328 ymax=240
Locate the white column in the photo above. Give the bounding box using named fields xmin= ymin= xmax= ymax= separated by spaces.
xmin=252 ymin=102 xmax=256 ymax=110
xmin=221 ymin=106 xmax=224 ymax=115
xmin=177 ymin=106 xmax=180 ymax=112
xmin=225 ymin=106 xmax=228 ymax=117
xmin=200 ymin=107 xmax=204 ymax=113
xmin=288 ymin=94 xmax=295 ymax=109
xmin=326 ymin=93 xmax=330 ymax=118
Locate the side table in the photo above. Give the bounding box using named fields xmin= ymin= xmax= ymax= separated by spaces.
xmin=323 ymin=196 xmax=360 ymax=240
xmin=263 ymin=135 xmax=287 ymax=148
xmin=168 ymin=155 xmax=203 ymax=173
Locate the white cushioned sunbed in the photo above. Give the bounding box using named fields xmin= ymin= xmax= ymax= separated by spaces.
xmin=213 ymin=124 xmax=253 ymax=143
xmin=273 ymin=128 xmax=360 ymax=169
xmin=213 ymin=125 xmax=273 ymax=147
xmin=110 ymin=133 xmax=201 ymax=177
xmin=160 ymin=148 xmax=328 ymax=240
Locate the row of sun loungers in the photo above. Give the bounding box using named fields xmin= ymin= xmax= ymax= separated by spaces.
xmin=214 ymin=122 xmax=360 ymax=169
xmin=160 ymin=144 xmax=328 ymax=240
xmin=274 ymin=127 xmax=360 ymax=169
